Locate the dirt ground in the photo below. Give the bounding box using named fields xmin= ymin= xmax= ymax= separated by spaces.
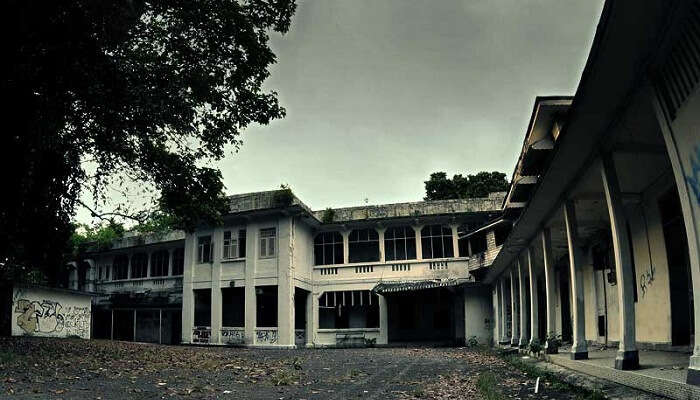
xmin=0 ymin=337 xmax=594 ymax=399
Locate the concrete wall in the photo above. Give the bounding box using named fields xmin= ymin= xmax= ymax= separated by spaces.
xmin=464 ymin=286 xmax=493 ymax=345
xmin=12 ymin=286 xmax=91 ymax=339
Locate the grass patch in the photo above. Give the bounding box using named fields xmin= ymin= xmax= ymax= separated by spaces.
xmin=476 ymin=372 xmax=505 ymax=400
xmin=0 ymin=351 xmax=17 ymax=364
xmin=503 ymin=354 xmax=605 ymax=400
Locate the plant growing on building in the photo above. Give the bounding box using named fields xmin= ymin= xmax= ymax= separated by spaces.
xmin=3 ymin=0 xmax=297 ymax=284
xmin=466 ymin=335 xmax=479 ymax=348
xmin=545 ymin=332 xmax=562 ymax=350
xmin=424 ymin=171 xmax=509 ymax=200
xmin=321 ymin=208 xmax=336 ymax=224
xmin=273 ymin=184 xmax=294 ymax=208
xmin=364 ymin=337 xmax=377 ymax=347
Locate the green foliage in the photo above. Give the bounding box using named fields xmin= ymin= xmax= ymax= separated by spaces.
xmin=476 ymin=373 xmax=505 ymax=400
xmin=528 ymin=339 xmax=543 ymax=357
xmin=273 ymin=184 xmax=294 ymax=208
xmin=69 ymin=221 xmax=125 ymax=256
xmin=424 ymin=171 xmax=509 ymax=200
xmin=546 ymin=332 xmax=562 ymax=349
xmin=4 ymin=1 xmax=296 ymax=282
xmin=321 ymin=208 xmax=336 ymax=224
xmin=466 ymin=335 xmax=479 ymax=348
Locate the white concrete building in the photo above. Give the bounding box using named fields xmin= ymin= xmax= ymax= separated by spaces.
xmin=79 ymin=190 xmax=505 ymax=348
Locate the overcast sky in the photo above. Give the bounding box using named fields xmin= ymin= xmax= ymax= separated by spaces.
xmin=215 ymin=0 xmax=605 ymax=210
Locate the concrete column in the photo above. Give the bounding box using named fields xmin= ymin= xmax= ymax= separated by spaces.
xmin=649 ymin=87 xmax=700 ymax=385
xmin=309 ymin=292 xmax=320 ymax=346
xmin=510 ymin=268 xmax=519 ymax=346
xmin=378 ymin=228 xmax=386 ymax=263
xmin=210 ymin=230 xmax=223 ymax=344
xmin=499 ymin=277 xmax=509 ymax=344
xmin=518 ymin=258 xmax=529 ymax=348
xmin=83 ymin=259 xmax=96 ymax=292
xmin=451 ymin=225 xmax=460 ymax=257
xmin=305 ymin=291 xmax=315 ymax=347
xmin=127 ymin=254 xmax=132 ymax=279
xmin=378 ymin=294 xmax=389 ymax=345
xmin=244 ymin=223 xmax=258 ymax=345
xmin=600 ymin=154 xmax=639 ymax=369
xmin=542 ymin=228 xmax=558 ymax=354
xmin=277 ymin=218 xmax=295 ymax=347
xmin=467 ymin=240 xmax=473 ymax=257
xmin=168 ymin=248 xmax=174 ymax=276
xmin=341 ymin=230 xmax=350 ymax=264
xmin=564 ymin=200 xmax=588 ymax=360
xmin=414 ymin=225 xmax=423 ymax=260
xmin=182 ymin=233 xmax=197 ymax=343
xmin=527 ymin=247 xmax=539 ymax=347
xmin=146 ymin=251 xmax=152 ymax=278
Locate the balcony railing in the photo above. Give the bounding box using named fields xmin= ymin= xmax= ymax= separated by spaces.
xmin=96 ymin=275 xmax=183 ymax=293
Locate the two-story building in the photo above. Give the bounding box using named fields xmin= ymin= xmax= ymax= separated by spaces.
xmin=75 ymin=190 xmax=506 ymax=348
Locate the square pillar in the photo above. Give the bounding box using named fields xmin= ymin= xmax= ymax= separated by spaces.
xmin=451 ymin=224 xmax=460 ymax=257
xmin=182 ymin=234 xmax=196 ymax=343
xmin=378 ymin=228 xmax=386 ymax=263
xmin=518 ymin=258 xmax=530 ymax=348
xmin=277 ymin=219 xmax=295 ymax=347
xmin=499 ymin=277 xmax=509 ymax=344
xmin=378 ymin=294 xmax=388 ymax=345
xmin=600 ymin=154 xmax=639 ymax=369
xmin=210 ymin=230 xmax=223 ymax=344
xmin=542 ymin=228 xmax=558 ymax=354
xmin=564 ymin=200 xmax=588 ymax=360
xmin=341 ymin=230 xmax=350 ymax=264
xmin=510 ymin=268 xmax=519 ymax=346
xmin=414 ymin=225 xmax=423 ymax=260
xmin=527 ymin=247 xmax=539 ymax=347
xmin=305 ymin=291 xmax=315 ymax=347
xmin=244 ymin=223 xmax=258 ymax=345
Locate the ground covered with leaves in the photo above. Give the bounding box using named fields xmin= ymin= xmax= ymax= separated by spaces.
xmin=0 ymin=337 xmax=601 ymax=399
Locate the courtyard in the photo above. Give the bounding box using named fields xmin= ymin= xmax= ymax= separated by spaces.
xmin=0 ymin=337 xmax=609 ymax=399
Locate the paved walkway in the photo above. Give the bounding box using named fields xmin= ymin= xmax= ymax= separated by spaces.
xmin=546 ymin=346 xmax=699 ymax=400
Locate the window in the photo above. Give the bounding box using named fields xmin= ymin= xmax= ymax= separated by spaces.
xmin=113 ymin=255 xmax=128 ymax=280
xmin=172 ymin=248 xmax=185 ymax=275
xmin=197 ymin=236 xmax=213 ymax=263
xmin=256 ymin=286 xmax=278 ymax=327
xmin=420 ymin=225 xmax=454 ymax=259
xmin=150 ymin=250 xmax=169 ymax=277
xmin=222 ymin=287 xmax=245 ymax=327
xmin=259 ymin=228 xmax=276 ymax=258
xmin=348 ymin=228 xmax=379 ymax=263
xmin=105 ymin=263 xmax=111 ymax=281
xmin=223 ymin=229 xmax=246 ymax=259
xmin=131 ymin=253 xmax=148 ymax=278
xmin=314 ymin=231 xmax=344 ymax=265
xmin=318 ymin=290 xmax=379 ymax=329
xmin=194 ymin=289 xmax=212 ymax=327
xmin=384 ymin=226 xmax=416 ymax=261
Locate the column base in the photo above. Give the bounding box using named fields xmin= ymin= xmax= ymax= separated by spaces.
xmin=498 ymin=340 xmax=510 ymax=345
xmin=518 ymin=342 xmax=528 ymax=349
xmin=687 ymin=368 xmax=700 ymax=386
xmin=570 ymin=351 xmax=588 ymax=360
xmin=614 ymin=350 xmax=639 ymax=370
xmin=511 ymin=339 xmax=519 ymax=346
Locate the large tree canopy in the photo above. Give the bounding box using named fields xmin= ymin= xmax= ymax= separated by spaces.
xmin=2 ymin=0 xmax=296 ymax=283
xmin=424 ymin=171 xmax=509 ymax=201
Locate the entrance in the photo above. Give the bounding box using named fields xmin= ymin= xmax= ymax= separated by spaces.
xmin=387 ymin=287 xmax=459 ymax=344
xmin=659 ymin=188 xmax=693 ymax=346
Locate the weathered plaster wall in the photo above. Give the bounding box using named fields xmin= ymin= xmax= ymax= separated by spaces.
xmin=464 ymin=286 xmax=493 ymax=345
xmin=12 ymin=286 xmax=91 ymax=339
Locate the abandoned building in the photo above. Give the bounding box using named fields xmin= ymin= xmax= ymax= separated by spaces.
xmin=61 ymin=0 xmax=700 ymax=397
xmin=74 ymin=191 xmax=504 ymax=348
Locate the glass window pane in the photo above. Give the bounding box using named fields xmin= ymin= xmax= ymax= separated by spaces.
xmin=385 ymin=239 xmax=395 ymax=261
xmin=432 ymin=237 xmax=444 ymax=258
xmin=444 ymin=237 xmax=454 ymax=258
xmin=406 ymin=238 xmax=417 ymax=259
xmin=395 ymin=239 xmax=406 ymax=260
xmin=314 ymin=245 xmax=324 ymax=265
xmin=334 ymin=242 xmax=344 ymax=264
xmin=421 ymin=237 xmax=432 ymax=259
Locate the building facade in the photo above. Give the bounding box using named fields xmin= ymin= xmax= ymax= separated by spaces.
xmin=75 ymin=191 xmax=505 ymax=348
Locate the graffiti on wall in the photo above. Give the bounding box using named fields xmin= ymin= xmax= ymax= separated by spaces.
xmin=687 ymin=144 xmax=700 ymax=204
xmin=639 ymin=264 xmax=656 ymax=299
xmin=14 ymin=299 xmax=91 ymax=338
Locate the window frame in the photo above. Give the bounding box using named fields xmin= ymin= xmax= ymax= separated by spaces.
xmin=314 ymin=231 xmax=344 ymax=265
xmin=384 ymin=226 xmax=417 ymax=262
xmin=222 ymin=230 xmax=240 ymax=260
xmin=420 ymin=224 xmax=454 ymax=260
xmin=197 ymin=235 xmax=213 ymax=264
xmin=259 ymin=227 xmax=277 ymax=258
xmin=150 ymin=249 xmax=169 ymax=277
xmin=348 ymin=228 xmax=380 ymax=263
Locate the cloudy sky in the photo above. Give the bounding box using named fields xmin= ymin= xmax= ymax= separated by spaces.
xmin=215 ymin=0 xmax=605 ymax=210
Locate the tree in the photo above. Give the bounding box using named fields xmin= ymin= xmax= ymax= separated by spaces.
xmin=2 ymin=0 xmax=297 ymax=284
xmin=424 ymin=171 xmax=509 ymax=200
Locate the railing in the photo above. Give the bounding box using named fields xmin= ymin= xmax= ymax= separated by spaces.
xmin=96 ymin=276 xmax=183 ymax=293
xmin=313 ymin=258 xmax=470 ymax=280
xmin=255 ymin=328 xmax=278 ymax=345
xmin=221 ymin=327 xmax=245 ymax=345
xmin=466 ymin=245 xmax=502 ymax=271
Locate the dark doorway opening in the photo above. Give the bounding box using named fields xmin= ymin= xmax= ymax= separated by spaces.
xmin=558 ymin=266 xmax=573 ymax=343
xmin=659 ymin=188 xmax=693 ymax=346
xmin=387 ymin=287 xmax=458 ymax=343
